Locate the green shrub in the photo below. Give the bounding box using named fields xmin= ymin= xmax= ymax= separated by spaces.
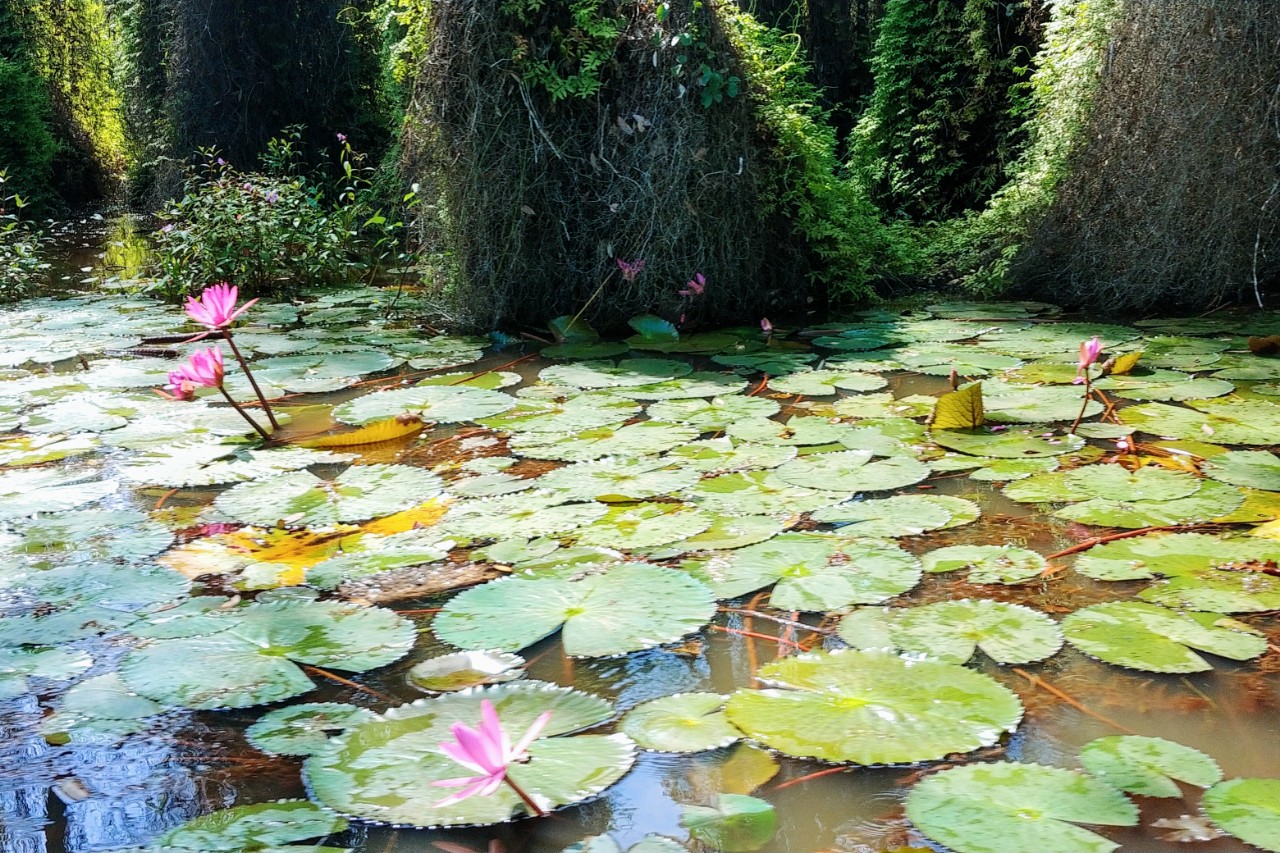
xmin=0 ymin=58 xmax=60 ymax=212
xmin=152 ymin=133 xmax=413 ymax=300
xmin=0 ymin=170 xmax=48 ymax=302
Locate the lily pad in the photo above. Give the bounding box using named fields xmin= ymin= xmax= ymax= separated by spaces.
xmin=812 ymin=494 xmax=980 ymax=536
xmin=120 ymin=598 xmax=417 ymax=709
xmin=576 ymin=503 xmax=713 ymax=549
xmin=687 ymin=470 xmax=847 ymax=516
xmin=1062 ymin=602 xmax=1266 ymax=672
xmin=724 ymin=649 xmax=1023 ymax=764
xmin=838 ymin=600 xmax=1062 ymax=664
xmin=1073 ymin=531 xmax=1280 ymax=581
xmin=0 ymin=646 xmax=93 ymax=700
xmin=539 ymin=359 xmax=692 ymax=389
xmin=1203 ymin=778 xmax=1280 ymax=852
xmin=304 ymin=681 xmax=636 ymax=827
xmin=774 ymin=451 xmax=931 ymax=493
xmin=1202 ymin=450 xmax=1280 ymax=490
xmin=646 ymin=396 xmax=780 ymax=431
xmin=511 ymin=422 xmax=700 ymax=462
xmin=332 ymin=385 xmax=515 ymax=425
xmin=767 ymin=369 xmax=886 ymax=396
xmin=1120 ymin=399 xmax=1280 ymax=445
xmin=409 ymin=651 xmax=527 ymax=692
xmin=726 ymin=416 xmax=851 ymax=447
xmin=680 ymin=794 xmax=777 ymax=853
xmin=1079 ymin=736 xmax=1222 ymax=797
xmin=621 ymin=692 xmax=742 ymax=753
xmin=664 ymin=438 xmax=797 ymax=473
xmin=434 ymin=563 xmax=715 ymax=657
xmin=931 ymin=428 xmax=1084 ymax=458
xmin=921 ymin=545 xmax=1046 ymax=584
xmin=537 ymin=457 xmax=701 ymax=502
xmin=155 ymin=800 xmax=348 ymax=851
xmin=214 ymin=464 xmax=445 ymax=527
xmin=905 ymin=762 xmax=1139 ymax=853
xmin=245 ymin=702 xmax=379 ymax=756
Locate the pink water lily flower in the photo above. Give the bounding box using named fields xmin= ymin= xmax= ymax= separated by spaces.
xmin=678 ymin=272 xmax=706 ymax=298
xmin=184 ymin=283 xmax=259 ymax=329
xmin=760 ymin=317 xmax=773 ymax=336
xmin=432 ymin=700 xmax=552 ymax=809
xmin=169 ymin=346 xmax=225 ymax=389
xmin=1073 ymin=336 xmax=1104 ymax=384
xmin=157 ymin=374 xmax=197 ymax=401
xmin=616 ymin=258 xmax=646 ymax=283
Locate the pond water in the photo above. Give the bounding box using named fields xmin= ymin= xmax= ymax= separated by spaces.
xmin=2 ymin=224 xmax=1279 ymax=853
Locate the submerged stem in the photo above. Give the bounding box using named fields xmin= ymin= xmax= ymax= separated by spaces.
xmin=222 ymin=329 xmax=279 ymax=428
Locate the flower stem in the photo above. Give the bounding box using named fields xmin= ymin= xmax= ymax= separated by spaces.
xmin=221 ymin=329 xmax=279 ymax=429
xmin=218 ymin=386 xmax=272 ymax=441
xmin=1070 ymin=377 xmax=1093 ymax=434
xmin=503 ymin=776 xmax=547 ymax=818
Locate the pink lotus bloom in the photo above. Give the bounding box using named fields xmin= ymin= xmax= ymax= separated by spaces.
xmin=157 ymin=374 xmax=197 ymax=401
xmin=1074 ymin=336 xmax=1104 ymax=384
xmin=184 ymin=283 xmax=259 ymax=329
xmin=616 ymin=258 xmax=646 ymax=283
xmin=432 ymin=700 xmax=552 ymax=808
xmin=678 ymin=272 xmax=706 ymax=298
xmin=169 ymin=346 xmax=225 ymax=389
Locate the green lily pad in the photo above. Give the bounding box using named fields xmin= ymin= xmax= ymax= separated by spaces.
xmin=246 ymin=702 xmax=379 ymax=756
xmin=1120 ymin=399 xmax=1280 ymax=445
xmin=214 ymin=464 xmax=445 ymax=527
xmin=332 ymin=385 xmax=515 ymax=425
xmin=120 ymin=598 xmax=416 ymax=709
xmin=156 ymin=800 xmax=348 ymax=851
xmin=576 ymin=503 xmax=713 ymax=549
xmin=664 ymin=438 xmax=797 ymax=473
xmin=1062 ymin=602 xmax=1266 ymax=672
xmin=1203 ymin=778 xmax=1280 ymax=852
xmin=59 ymin=673 xmax=166 ymax=721
xmin=983 ymin=383 xmax=1104 ymax=423
xmin=905 ymin=763 xmax=1139 ymax=853
xmin=1055 ymin=479 xmax=1243 ymax=528
xmin=1079 ymin=736 xmax=1222 ymax=797
xmin=539 ymin=359 xmax=692 ymax=389
xmin=838 ymin=600 xmax=1062 ymax=664
xmin=121 ymin=445 xmax=351 ymax=488
xmin=1073 ymin=531 xmax=1280 ymax=581
xmin=621 ymin=692 xmax=742 ymax=753
xmin=683 ymin=534 xmax=920 ymax=608
xmin=922 ymin=545 xmax=1046 ymax=584
xmin=767 ymin=369 xmax=886 ymax=396
xmin=646 ymin=396 xmax=780 ymax=431
xmin=2 ymin=508 xmax=173 ymax=563
xmin=1063 ymin=464 xmax=1203 ymax=502
xmin=441 ymin=494 xmax=608 ymax=540
xmin=645 ymin=514 xmax=785 ymax=557
xmin=615 ymin=373 xmax=749 ymax=400
xmin=304 ymin=681 xmax=635 ymax=827
xmin=774 ymin=451 xmax=931 ymax=493
xmin=1202 ymin=450 xmax=1280 ymax=490
xmin=303 ymin=530 xmax=452 ymax=590
xmin=680 ymin=794 xmax=777 ymax=853
xmin=0 ymin=646 xmax=93 ymax=700
xmin=725 ymin=649 xmax=1022 ymax=764
xmin=726 ymin=416 xmax=851 ymax=447
xmin=712 ymin=351 xmax=819 ymax=374
xmin=479 ymin=394 xmax=641 ymax=433
xmin=408 ymin=651 xmax=526 ymax=693
xmin=0 ymin=468 xmax=117 ymax=521
xmin=931 ymin=429 xmax=1085 ymax=458
xmin=687 ymin=470 xmax=847 ymax=516
xmin=537 ymin=457 xmax=701 ymax=502
xmin=434 ymin=563 xmax=715 ymax=657
xmin=1094 ymin=372 xmax=1235 ymax=402
xmin=511 ymin=421 xmax=700 ymax=462
xmin=811 ymin=494 xmax=979 ymax=537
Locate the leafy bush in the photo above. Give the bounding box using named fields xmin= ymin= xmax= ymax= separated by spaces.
xmin=0 ymin=58 xmax=60 ymax=213
xmin=0 ymin=170 xmax=48 ymax=302
xmin=153 ymin=132 xmax=413 ymax=299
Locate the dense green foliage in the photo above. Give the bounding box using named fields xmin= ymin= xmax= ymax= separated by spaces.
xmin=153 ymin=134 xmax=410 ymax=298
xmin=0 ymin=170 xmax=46 ymax=301
xmin=0 ymin=0 xmax=126 ymax=211
xmin=851 ymin=0 xmax=1039 ymax=220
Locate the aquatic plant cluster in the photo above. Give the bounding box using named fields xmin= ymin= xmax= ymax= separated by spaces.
xmin=3 ymin=292 xmax=1280 ymax=851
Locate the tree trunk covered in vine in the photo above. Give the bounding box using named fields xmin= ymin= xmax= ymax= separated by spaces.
xmin=1016 ymin=0 xmax=1280 ymax=310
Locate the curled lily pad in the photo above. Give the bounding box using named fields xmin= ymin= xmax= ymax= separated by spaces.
xmin=905 ymin=763 xmax=1139 ymax=853
xmin=1079 ymin=736 xmax=1222 ymax=797
xmin=725 ymin=649 xmax=1023 ymax=764
xmin=245 ymin=702 xmax=379 ymax=756
xmin=304 ymin=681 xmax=635 ymax=827
xmin=434 ymin=563 xmax=715 ymax=657
xmin=839 ymin=600 xmax=1062 ymax=664
xmin=922 ymin=545 xmax=1046 ymax=584
xmin=1062 ymin=602 xmax=1266 ymax=672
xmin=120 ymin=598 xmax=417 ymax=709
xmin=621 ymin=692 xmax=742 ymax=753
xmin=214 ymin=464 xmax=445 ymax=527
xmin=1203 ymin=778 xmax=1280 ymax=852
xmin=409 ymin=651 xmax=526 ymax=692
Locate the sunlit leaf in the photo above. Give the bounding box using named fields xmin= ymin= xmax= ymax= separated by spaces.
xmin=929 ymin=382 xmax=984 ymax=429
xmin=1079 ymin=736 xmax=1221 ymax=797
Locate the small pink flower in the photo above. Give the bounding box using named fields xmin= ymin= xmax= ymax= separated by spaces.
xmin=1075 ymin=336 xmax=1104 ymax=383
xmin=160 ymin=223 xmax=174 ymax=233
xmin=432 ymin=700 xmax=552 ymax=808
xmin=156 ymin=374 xmax=196 ymax=401
xmin=184 ymin=283 xmax=259 ymax=329
xmin=216 ymin=157 xmax=226 ymax=166
xmin=243 ymin=182 xmax=253 ymax=191
xmin=616 ymin=258 xmax=645 ymax=283
xmin=678 ymin=273 xmax=706 ymax=298
xmin=164 ymin=347 xmax=225 ymax=395
xmin=1116 ymin=439 xmax=1131 ymax=451
xmin=336 ymin=133 xmax=347 ymax=143
xmin=760 ymin=317 xmax=773 ymax=336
